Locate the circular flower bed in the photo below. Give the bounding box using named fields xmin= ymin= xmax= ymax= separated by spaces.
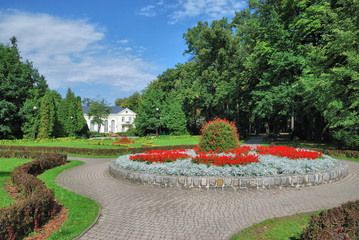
xmin=115 ymin=146 xmax=338 ymax=177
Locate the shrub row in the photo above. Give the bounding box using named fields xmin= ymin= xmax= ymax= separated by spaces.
xmin=310 ymin=148 xmax=359 ymax=159
xmin=0 ymin=152 xmax=67 ymax=240
xmin=300 ymin=200 xmax=359 ymax=239
xmin=0 ymin=144 xmax=198 ymax=156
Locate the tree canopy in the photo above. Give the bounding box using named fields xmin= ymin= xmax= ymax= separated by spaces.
xmin=135 ymin=0 xmax=359 ymax=149
xmin=0 ymin=37 xmax=88 ymax=139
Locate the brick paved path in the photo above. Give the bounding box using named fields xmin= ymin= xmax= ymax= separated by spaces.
xmin=56 ymin=147 xmax=359 ymax=239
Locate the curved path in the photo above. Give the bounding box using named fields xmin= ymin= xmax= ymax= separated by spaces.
xmin=56 ymin=153 xmax=359 ymax=240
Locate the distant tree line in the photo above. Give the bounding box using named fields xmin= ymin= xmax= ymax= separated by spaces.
xmin=0 ymin=37 xmax=88 ymax=139
xmin=135 ymin=0 xmax=359 ymax=149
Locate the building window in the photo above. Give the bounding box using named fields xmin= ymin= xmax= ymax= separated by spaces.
xmin=122 ymin=117 xmax=125 ymax=122
xmin=90 ymin=122 xmax=94 ymax=131
xmin=104 ymin=120 xmax=108 ymax=133
xmin=111 ymin=120 xmax=116 ymax=133
xmin=122 ymin=126 xmax=125 ymax=132
xmin=129 ymin=117 xmax=132 ymax=123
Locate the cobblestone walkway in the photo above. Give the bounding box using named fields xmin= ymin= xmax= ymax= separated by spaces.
xmin=56 ymin=147 xmax=359 ymax=239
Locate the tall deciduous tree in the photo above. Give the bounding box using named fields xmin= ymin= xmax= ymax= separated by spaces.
xmin=87 ymin=98 xmax=111 ymax=132
xmin=115 ymin=91 xmax=141 ymax=113
xmin=0 ymin=37 xmax=48 ymax=139
xmin=162 ymin=93 xmax=188 ymax=135
xmin=135 ymin=83 xmax=165 ymax=136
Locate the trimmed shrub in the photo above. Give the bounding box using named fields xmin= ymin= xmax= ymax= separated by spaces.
xmin=198 ymin=117 xmax=240 ymax=153
xmin=300 ymin=200 xmax=359 ymax=239
xmin=0 ymin=152 xmax=66 ymax=239
xmin=0 ymin=144 xmax=197 ymax=156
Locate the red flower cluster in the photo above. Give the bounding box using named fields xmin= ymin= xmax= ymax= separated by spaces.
xmin=113 ymin=136 xmax=135 ymax=145
xmin=129 ymin=149 xmax=190 ymax=164
xmin=128 ymin=145 xmax=324 ymax=167
xmin=192 ymin=153 xmax=259 ymax=166
xmin=255 ymin=146 xmax=322 ymax=159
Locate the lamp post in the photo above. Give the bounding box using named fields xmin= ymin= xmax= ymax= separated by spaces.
xmin=70 ymin=116 xmax=73 ymax=136
xmin=33 ymin=106 xmax=37 ymax=141
xmin=156 ymin=108 xmax=159 ymax=138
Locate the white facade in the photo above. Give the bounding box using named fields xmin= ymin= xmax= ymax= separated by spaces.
xmin=83 ymin=106 xmax=136 ymax=133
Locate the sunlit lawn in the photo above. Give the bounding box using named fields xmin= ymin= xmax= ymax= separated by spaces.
xmin=232 ymin=211 xmax=321 ymax=240
xmin=1 ymin=135 xmax=199 ymax=149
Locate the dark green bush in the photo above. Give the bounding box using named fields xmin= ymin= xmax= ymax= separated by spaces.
xmin=300 ymin=200 xmax=359 ymax=239
xmin=0 ymin=152 xmax=66 ymax=239
xmin=198 ymin=117 xmax=240 ymax=153
xmin=333 ymin=130 xmax=359 ymax=151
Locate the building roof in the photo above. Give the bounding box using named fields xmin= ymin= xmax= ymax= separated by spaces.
xmin=83 ymin=106 xmax=125 ymax=114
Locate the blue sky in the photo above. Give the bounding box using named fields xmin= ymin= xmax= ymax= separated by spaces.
xmin=0 ymin=0 xmax=247 ymax=105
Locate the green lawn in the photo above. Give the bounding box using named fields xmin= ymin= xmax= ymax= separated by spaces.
xmin=38 ymin=160 xmax=99 ymax=240
xmin=232 ymin=211 xmax=321 ymax=240
xmin=264 ymin=133 xmax=337 ymax=150
xmin=1 ymin=135 xmax=199 ymax=149
xmin=0 ymin=158 xmax=33 ymax=208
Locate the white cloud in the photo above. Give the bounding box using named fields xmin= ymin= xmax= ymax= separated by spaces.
xmin=0 ymin=10 xmax=156 ymax=93
xmin=117 ymin=39 xmax=129 ymax=44
xmin=169 ymin=0 xmax=246 ymax=24
xmin=137 ymin=0 xmax=246 ymax=24
xmin=137 ymin=5 xmax=157 ymax=17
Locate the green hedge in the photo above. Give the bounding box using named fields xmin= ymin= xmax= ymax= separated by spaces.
xmin=0 ymin=152 xmax=66 ymax=239
xmin=0 ymin=144 xmax=198 ymax=156
xmin=310 ymin=148 xmax=359 ymax=159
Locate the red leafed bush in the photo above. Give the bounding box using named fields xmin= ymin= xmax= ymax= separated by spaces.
xmin=0 ymin=152 xmax=66 ymax=240
xmin=130 ymin=149 xmax=191 ymax=164
xmin=198 ymin=117 xmax=240 ymax=153
xmin=256 ymin=146 xmax=322 ymax=159
xmin=299 ymin=200 xmax=359 ymax=239
xmin=112 ymin=136 xmax=135 ymax=145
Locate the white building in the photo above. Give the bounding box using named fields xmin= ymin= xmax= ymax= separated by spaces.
xmin=83 ymin=106 xmax=136 ymax=133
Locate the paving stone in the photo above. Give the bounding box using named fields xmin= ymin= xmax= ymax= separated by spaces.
xmin=56 ymin=155 xmax=359 ymax=240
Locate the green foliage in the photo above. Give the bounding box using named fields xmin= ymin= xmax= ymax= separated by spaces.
xmin=38 ymin=90 xmax=57 ymax=139
xmin=162 ymin=93 xmax=188 ymax=135
xmin=58 ymin=88 xmax=89 ymax=137
xmin=135 ymin=83 xmax=165 ymax=136
xmin=134 ymin=0 xmax=359 ymax=149
xmin=198 ymin=118 xmax=240 ymax=152
xmin=87 ymin=98 xmax=111 ymax=132
xmin=115 ymin=91 xmax=140 ymax=113
xmin=0 ymin=37 xmax=47 ymax=139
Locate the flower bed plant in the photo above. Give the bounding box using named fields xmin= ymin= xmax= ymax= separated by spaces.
xmin=116 ymin=146 xmax=338 ymax=177
xmin=112 ymin=136 xmax=135 ymax=145
xmin=198 ymin=117 xmax=240 ymax=153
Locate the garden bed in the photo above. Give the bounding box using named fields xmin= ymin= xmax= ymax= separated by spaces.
xmin=110 ymin=146 xmax=348 ymax=191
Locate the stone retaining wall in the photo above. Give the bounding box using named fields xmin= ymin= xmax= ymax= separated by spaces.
xmin=109 ymin=160 xmax=348 ymax=191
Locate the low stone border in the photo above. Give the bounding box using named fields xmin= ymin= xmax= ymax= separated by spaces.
xmin=109 ymin=160 xmax=348 ymax=191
